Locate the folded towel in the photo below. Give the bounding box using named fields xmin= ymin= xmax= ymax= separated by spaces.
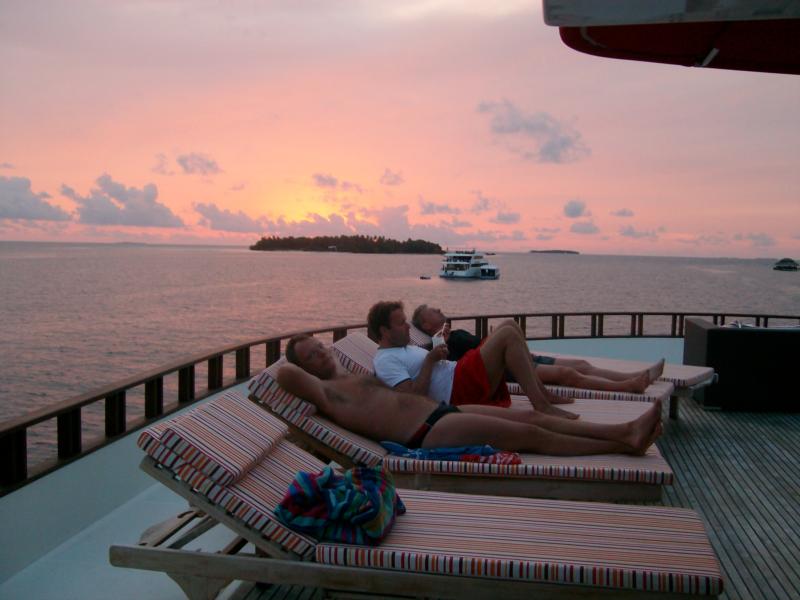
xmin=381 ymin=441 xmax=522 ymax=465
xmin=274 ymin=465 xmax=405 ymax=545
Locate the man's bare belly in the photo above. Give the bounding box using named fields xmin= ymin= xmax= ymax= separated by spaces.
xmin=321 ymin=375 xmax=438 ymax=444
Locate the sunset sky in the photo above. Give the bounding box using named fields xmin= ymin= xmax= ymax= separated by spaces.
xmin=1 ymin=1 xmax=798 ymax=257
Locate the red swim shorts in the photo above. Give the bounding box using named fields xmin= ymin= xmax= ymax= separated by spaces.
xmin=449 ymin=347 xmax=511 ymax=408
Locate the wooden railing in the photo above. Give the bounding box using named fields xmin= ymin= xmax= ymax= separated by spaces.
xmin=1 ymin=311 xmax=798 ymax=494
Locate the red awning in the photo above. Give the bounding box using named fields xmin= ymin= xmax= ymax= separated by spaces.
xmin=558 ymin=19 xmax=800 ymax=75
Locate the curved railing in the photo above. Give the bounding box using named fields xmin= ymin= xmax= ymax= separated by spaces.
xmin=1 ymin=310 xmax=798 ymax=494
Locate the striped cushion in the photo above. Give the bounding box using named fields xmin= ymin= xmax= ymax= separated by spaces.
xmin=138 ymin=390 xmax=287 ymax=486
xmin=508 ymin=379 xmax=675 ymax=403
xmin=317 ymin=490 xmax=722 ymax=594
xmin=249 ymin=359 xmax=317 ymax=420
xmin=409 ymin=324 xmax=432 ymax=347
xmin=140 ymin=429 xmax=320 ymax=559
xmin=332 ymin=333 xmax=377 ymax=375
xmin=294 ymin=414 xmax=387 ymax=466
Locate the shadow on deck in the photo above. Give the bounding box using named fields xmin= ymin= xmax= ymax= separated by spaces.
xmin=659 ymin=398 xmax=800 ymax=600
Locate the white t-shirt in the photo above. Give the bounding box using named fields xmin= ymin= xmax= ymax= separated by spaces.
xmin=373 ymin=345 xmax=456 ymax=405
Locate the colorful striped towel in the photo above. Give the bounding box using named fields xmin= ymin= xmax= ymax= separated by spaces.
xmin=381 ymin=441 xmax=522 ymax=465
xmin=274 ymin=465 xmax=405 ymax=545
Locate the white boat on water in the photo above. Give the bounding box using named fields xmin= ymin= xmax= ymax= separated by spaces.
xmin=439 ymin=249 xmax=500 ymax=280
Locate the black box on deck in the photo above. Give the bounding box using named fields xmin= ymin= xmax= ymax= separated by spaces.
xmin=683 ymin=317 xmax=798 ymax=411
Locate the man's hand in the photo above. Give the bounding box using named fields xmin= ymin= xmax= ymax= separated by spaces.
xmin=441 ymin=322 xmax=451 ymax=342
xmin=426 ymin=344 xmax=449 ymax=362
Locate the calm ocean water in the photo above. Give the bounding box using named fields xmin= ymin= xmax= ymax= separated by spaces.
xmin=1 ymin=242 xmax=798 ymax=457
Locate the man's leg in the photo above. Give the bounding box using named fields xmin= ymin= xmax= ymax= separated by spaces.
xmin=422 ymin=408 xmax=661 ymax=455
xmin=553 ymin=357 xmax=666 ymax=385
xmin=536 ymin=364 xmax=651 ymax=393
xmin=459 ymin=400 xmax=662 ymax=446
xmin=479 ymin=320 xmax=579 ymax=419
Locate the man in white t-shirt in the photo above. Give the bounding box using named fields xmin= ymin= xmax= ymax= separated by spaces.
xmin=368 ymin=301 xmax=577 ymax=419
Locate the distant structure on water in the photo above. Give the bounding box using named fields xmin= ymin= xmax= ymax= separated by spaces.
xmin=249 ymin=235 xmax=442 ymax=254
xmin=530 ymin=249 xmax=580 ymax=255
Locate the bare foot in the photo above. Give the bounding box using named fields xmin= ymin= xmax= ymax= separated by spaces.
xmin=628 ymin=421 xmax=663 ymax=456
xmin=626 ymin=371 xmax=650 ymax=393
xmin=647 ymin=359 xmax=665 ymax=383
xmin=622 ymin=400 xmax=662 ymax=451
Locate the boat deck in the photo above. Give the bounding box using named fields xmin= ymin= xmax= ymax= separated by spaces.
xmin=240 ymin=395 xmax=800 ymax=600
xmin=2 ymin=340 xmax=799 ymax=600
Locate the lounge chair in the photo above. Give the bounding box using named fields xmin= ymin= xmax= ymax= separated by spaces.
xmin=334 ymin=331 xmax=676 ymax=405
xmin=248 ymin=359 xmax=673 ymax=502
xmin=110 ymin=390 xmax=723 ymax=600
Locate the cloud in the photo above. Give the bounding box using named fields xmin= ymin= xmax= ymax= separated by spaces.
xmin=470 ymin=191 xmax=492 ymax=213
xmin=620 ymin=225 xmax=659 ymax=240
xmin=194 ymin=202 xmax=264 ymax=232
xmin=734 ymin=232 xmax=775 ymax=247
xmin=0 ymin=162 xmax=14 ymax=169
xmin=443 ymin=217 xmax=471 ymax=228
xmin=312 ymin=173 xmax=362 ymax=193
xmin=677 ymin=233 xmax=729 ymax=246
xmin=611 ymin=208 xmax=634 ymax=217
xmin=563 ymin=199 xmax=588 ymax=218
xmin=536 ymin=233 xmax=555 ymax=241
xmin=176 ymin=153 xmax=222 ymax=175
xmin=477 ymin=99 xmax=589 ymax=163
xmin=62 ymin=174 xmax=184 ymax=227
xmin=570 ymin=220 xmax=599 ymax=235
xmin=379 ymin=168 xmax=404 ymax=186
xmin=419 ymin=197 xmax=460 ymax=215
xmin=492 ymin=211 xmax=520 ymax=224
xmin=0 ymin=176 xmax=71 ymax=221
xmin=151 ymin=153 xmax=175 ymax=176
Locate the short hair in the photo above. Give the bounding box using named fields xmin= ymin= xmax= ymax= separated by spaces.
xmin=367 ymin=300 xmax=403 ymax=341
xmin=285 ymin=333 xmax=313 ymax=365
xmin=411 ymin=304 xmax=428 ymax=330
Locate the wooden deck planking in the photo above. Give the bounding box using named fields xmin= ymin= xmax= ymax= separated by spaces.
xmin=659 ymin=398 xmax=800 ymax=600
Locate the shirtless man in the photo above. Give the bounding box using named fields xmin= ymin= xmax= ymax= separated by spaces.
xmin=412 ymin=304 xmax=665 ymax=393
xmin=278 ymin=334 xmax=662 ymax=455
xmin=370 ymin=301 xmax=578 ymax=419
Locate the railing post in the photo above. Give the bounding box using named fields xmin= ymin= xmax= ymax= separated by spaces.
xmin=514 ymin=315 xmax=527 ymax=336
xmin=266 ymin=340 xmax=281 ymax=366
xmin=598 ymin=314 xmax=604 ymax=337
xmin=145 ymin=378 xmax=164 ymax=418
xmin=57 ymin=408 xmax=81 ymax=458
xmin=178 ymin=366 xmax=195 ymax=404
xmin=630 ymin=314 xmax=637 ymax=336
xmin=558 ymin=315 xmax=565 ymax=338
xmin=671 ymin=315 xmax=678 ymax=337
xmin=236 ymin=347 xmax=250 ymax=380
xmin=551 ymin=315 xmax=558 ymax=338
xmin=638 ymin=314 xmax=644 ymax=336
xmin=105 ymin=391 xmax=126 ymax=437
xmin=332 ymin=328 xmax=347 ymax=342
xmin=590 ymin=314 xmax=598 ymax=337
xmin=0 ymin=430 xmax=27 ymax=486
xmin=208 ymin=356 xmax=223 ymax=391
xmin=474 ymin=317 xmax=482 ymax=339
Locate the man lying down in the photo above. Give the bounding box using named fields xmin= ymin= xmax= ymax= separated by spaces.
xmin=277 ymin=334 xmax=662 ymax=456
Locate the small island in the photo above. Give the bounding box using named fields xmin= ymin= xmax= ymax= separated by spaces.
xmin=250 ymin=234 xmax=442 ymax=254
xmin=529 ymin=249 xmax=580 ymax=255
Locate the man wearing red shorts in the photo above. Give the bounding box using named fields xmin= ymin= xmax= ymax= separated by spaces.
xmin=369 ymin=301 xmax=577 ymax=419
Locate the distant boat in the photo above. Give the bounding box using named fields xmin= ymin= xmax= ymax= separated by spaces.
xmin=439 ymin=249 xmax=500 ymax=280
xmin=419 ymin=275 xmax=431 ymax=280
xmin=773 ymin=258 xmax=799 ymax=271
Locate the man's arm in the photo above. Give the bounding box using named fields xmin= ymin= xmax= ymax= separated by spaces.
xmin=393 ymin=345 xmax=448 ymax=395
xmin=277 ymin=364 xmax=331 ymax=413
